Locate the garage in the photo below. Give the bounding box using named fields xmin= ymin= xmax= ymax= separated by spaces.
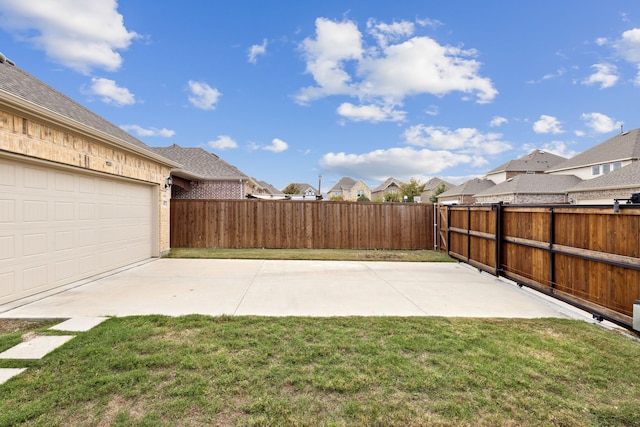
xmin=0 ymin=154 xmax=157 ymax=305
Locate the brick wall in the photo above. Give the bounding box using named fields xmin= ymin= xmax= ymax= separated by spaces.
xmin=172 ymin=180 xmax=245 ymax=199
xmin=0 ymin=109 xmax=173 ymax=255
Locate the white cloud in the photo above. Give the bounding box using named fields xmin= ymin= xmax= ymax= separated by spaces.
xmin=581 ymin=112 xmax=622 ymax=133
xmin=366 ymin=18 xmax=415 ymax=48
xmin=208 ymin=135 xmax=238 ymax=150
xmin=120 ymin=124 xmax=174 ymax=137
xmin=336 ymin=102 xmax=406 ymax=122
xmin=489 ymin=116 xmax=508 ymax=127
xmin=0 ymin=0 xmax=138 ymax=73
xmin=533 ymin=115 xmax=563 ymax=134
xmin=582 ymin=63 xmax=619 ymax=89
xmin=296 ymin=18 xmax=363 ymax=103
xmin=187 ymin=80 xmax=221 ymax=110
xmin=402 ymin=125 xmax=511 ymax=156
xmin=264 ymin=138 xmax=289 ymax=153
xmin=359 ymin=37 xmax=497 ymax=103
xmin=614 ymin=28 xmax=640 ymax=63
xmin=88 ymin=77 xmax=135 ymax=105
xmin=248 ymin=39 xmax=267 ymax=64
xmin=296 ymin=17 xmax=497 ymax=118
xmin=319 ymin=146 xmax=473 ymax=181
xmin=249 ymin=138 xmax=289 ymax=153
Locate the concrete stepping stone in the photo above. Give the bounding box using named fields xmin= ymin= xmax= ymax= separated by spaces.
xmin=0 ymin=368 xmax=27 ymax=385
xmin=50 ymin=317 xmax=108 ymax=332
xmin=0 ymin=335 xmax=74 ymax=360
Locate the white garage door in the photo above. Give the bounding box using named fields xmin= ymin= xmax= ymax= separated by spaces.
xmin=0 ymin=155 xmax=156 ymax=305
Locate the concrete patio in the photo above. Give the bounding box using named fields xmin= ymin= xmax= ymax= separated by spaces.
xmin=0 ymin=258 xmax=592 ymax=320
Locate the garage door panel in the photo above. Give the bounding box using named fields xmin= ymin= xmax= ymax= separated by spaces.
xmin=0 ymin=156 xmax=155 ymax=305
xmin=0 ymin=271 xmax=15 ymax=298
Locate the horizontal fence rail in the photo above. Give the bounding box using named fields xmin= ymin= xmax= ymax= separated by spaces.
xmin=438 ymin=203 xmax=640 ymax=329
xmin=171 ymin=199 xmax=434 ymax=250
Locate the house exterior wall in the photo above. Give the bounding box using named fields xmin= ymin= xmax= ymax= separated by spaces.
xmin=438 ymin=195 xmax=476 ymax=205
xmin=486 ymin=171 xmax=507 ymax=184
xmin=348 ymin=180 xmax=372 ymax=201
xmin=171 ymin=180 xmax=245 ymax=199
xmin=569 ymin=187 xmax=640 ymax=205
xmin=550 ymin=161 xmax=631 ymax=180
xmin=372 ymin=183 xmax=400 ymax=201
xmin=0 ymin=108 xmax=172 ymax=254
xmin=475 ymin=193 xmax=569 ymax=204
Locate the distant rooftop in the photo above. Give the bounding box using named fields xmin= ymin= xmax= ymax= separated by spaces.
xmin=548 ymin=128 xmax=640 ymax=172
xmin=487 ymin=149 xmax=567 ymax=175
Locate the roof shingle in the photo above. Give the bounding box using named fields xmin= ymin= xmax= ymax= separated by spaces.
xmin=149 ymin=144 xmax=248 ymax=180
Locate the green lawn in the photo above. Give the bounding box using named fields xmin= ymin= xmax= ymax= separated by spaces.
xmin=1 ymin=316 xmax=639 ymax=426
xmin=167 ymin=247 xmax=455 ymax=262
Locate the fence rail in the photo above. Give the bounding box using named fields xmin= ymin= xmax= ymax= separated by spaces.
xmin=437 ymin=203 xmax=640 ymax=329
xmin=171 ymin=199 xmax=434 ymax=250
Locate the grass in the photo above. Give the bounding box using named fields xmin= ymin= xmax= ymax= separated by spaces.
xmin=1 ymin=316 xmax=639 ymax=426
xmin=167 ymin=247 xmax=455 ymax=262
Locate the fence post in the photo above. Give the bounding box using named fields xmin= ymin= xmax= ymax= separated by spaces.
xmin=493 ymin=202 xmax=503 ymax=276
xmin=548 ymin=207 xmax=555 ymax=291
xmin=466 ymin=207 xmax=471 ymax=262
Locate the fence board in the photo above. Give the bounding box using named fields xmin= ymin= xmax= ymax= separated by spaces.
xmin=440 ymin=203 xmax=640 ymax=329
xmin=171 ymin=199 xmax=434 ymax=250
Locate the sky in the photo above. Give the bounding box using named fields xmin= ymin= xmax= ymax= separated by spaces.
xmin=1 ymin=1 xmax=640 ymax=192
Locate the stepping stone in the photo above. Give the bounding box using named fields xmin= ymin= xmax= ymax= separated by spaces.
xmin=0 ymin=335 xmax=74 ymax=360
xmin=50 ymin=317 xmax=108 ymax=332
xmin=0 ymin=368 xmax=27 ymax=385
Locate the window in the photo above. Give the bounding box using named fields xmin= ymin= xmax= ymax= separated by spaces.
xmin=592 ymin=165 xmax=600 ymax=175
xmin=603 ymin=164 xmax=611 ymax=174
xmin=357 ymin=190 xmax=365 ymax=197
xmin=613 ymin=161 xmax=622 ymax=170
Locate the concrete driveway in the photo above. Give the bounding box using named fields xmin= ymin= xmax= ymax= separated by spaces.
xmin=0 ymin=259 xmax=590 ymax=320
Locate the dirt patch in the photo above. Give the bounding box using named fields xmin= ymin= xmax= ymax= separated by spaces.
xmin=0 ymin=319 xmax=54 ymax=335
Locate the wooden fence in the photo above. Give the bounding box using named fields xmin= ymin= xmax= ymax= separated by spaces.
xmin=437 ymin=203 xmax=640 ymax=329
xmin=171 ymin=199 xmax=434 ymax=250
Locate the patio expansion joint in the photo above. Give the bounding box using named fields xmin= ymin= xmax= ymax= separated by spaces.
xmin=232 ymin=259 xmax=266 ymax=315
xmin=362 ymin=263 xmax=430 ymax=316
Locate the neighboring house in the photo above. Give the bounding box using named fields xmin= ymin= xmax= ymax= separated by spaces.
xmin=420 ymin=177 xmax=453 ymax=203
xmin=371 ymin=177 xmax=404 ymax=201
xmin=327 ymin=177 xmax=372 ymax=201
xmin=149 ymin=144 xmax=260 ymax=199
xmin=257 ymin=180 xmax=283 ymax=195
xmin=547 ymin=129 xmax=640 ymax=180
xmin=282 ymin=182 xmax=320 ymax=200
xmin=566 ymin=160 xmax=640 ymax=204
xmin=474 ymin=174 xmax=582 ymax=204
xmin=246 ymin=180 xmax=290 ymax=199
xmin=437 ymin=178 xmax=495 ymax=205
xmin=0 ymin=56 xmax=178 ymax=306
xmin=486 ymin=149 xmax=567 ymax=184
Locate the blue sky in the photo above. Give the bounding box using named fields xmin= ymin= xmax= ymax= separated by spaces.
xmin=1 ymin=1 xmax=640 ymax=192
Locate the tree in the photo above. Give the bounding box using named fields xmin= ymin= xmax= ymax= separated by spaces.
xmin=399 ymin=178 xmax=426 ymax=202
xmin=357 ymin=194 xmax=370 ymax=202
xmin=384 ymin=192 xmax=400 ymax=202
xmin=282 ymin=183 xmax=301 ymax=195
xmin=430 ymin=183 xmax=447 ymax=203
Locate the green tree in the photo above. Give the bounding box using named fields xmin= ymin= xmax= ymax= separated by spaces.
xmin=384 ymin=192 xmax=400 ymax=202
xmin=282 ymin=183 xmax=301 ymax=195
xmin=399 ymin=178 xmax=426 ymax=202
xmin=429 ymin=183 xmax=447 ymax=203
xmin=357 ymin=194 xmax=370 ymax=202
